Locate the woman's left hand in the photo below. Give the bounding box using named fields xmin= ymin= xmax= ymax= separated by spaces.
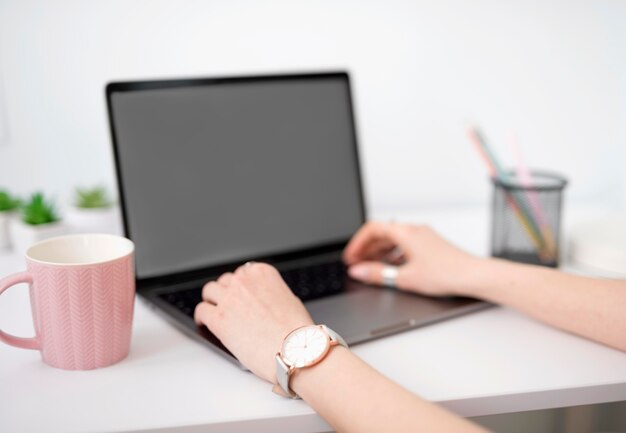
xmin=194 ymin=262 xmax=314 ymax=383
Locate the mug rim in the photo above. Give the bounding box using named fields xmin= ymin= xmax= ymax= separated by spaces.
xmin=25 ymin=233 xmax=134 ymax=267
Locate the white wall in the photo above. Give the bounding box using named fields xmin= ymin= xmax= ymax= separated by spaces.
xmin=1 ymin=0 xmax=625 ymax=214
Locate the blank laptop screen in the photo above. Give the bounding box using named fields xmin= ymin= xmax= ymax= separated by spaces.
xmin=109 ymin=75 xmax=364 ymax=279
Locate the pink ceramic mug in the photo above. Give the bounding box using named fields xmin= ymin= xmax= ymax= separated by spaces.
xmin=0 ymin=233 xmax=135 ymax=370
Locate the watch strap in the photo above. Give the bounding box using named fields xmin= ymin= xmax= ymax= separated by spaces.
xmin=273 ymin=354 xmax=298 ymax=398
xmin=322 ymin=324 xmax=348 ymax=349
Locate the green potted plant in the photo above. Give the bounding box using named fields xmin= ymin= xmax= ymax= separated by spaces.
xmin=10 ymin=192 xmax=68 ymax=255
xmin=75 ymin=186 xmax=113 ymax=209
xmin=66 ymin=186 xmax=120 ymax=234
xmin=0 ymin=189 xmax=21 ymax=249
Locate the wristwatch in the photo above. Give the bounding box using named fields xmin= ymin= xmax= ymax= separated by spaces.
xmin=273 ymin=324 xmax=348 ymax=399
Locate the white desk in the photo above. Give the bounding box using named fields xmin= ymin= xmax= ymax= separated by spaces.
xmin=1 ymin=205 xmax=625 ymax=433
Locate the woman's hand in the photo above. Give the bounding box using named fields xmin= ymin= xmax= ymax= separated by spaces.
xmin=194 ymin=262 xmax=313 ymax=383
xmin=343 ymin=221 xmax=481 ymax=297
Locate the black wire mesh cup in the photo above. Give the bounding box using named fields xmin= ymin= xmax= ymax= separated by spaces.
xmin=491 ymin=170 xmax=568 ymax=268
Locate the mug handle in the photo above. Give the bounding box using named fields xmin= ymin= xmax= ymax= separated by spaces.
xmin=0 ymin=272 xmax=40 ymax=350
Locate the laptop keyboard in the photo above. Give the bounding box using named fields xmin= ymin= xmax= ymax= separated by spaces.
xmin=158 ymin=260 xmax=347 ymax=318
xmin=281 ymin=260 xmax=347 ymax=301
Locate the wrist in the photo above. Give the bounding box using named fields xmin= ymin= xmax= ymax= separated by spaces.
xmin=458 ymin=256 xmax=548 ymax=303
xmin=443 ymin=255 xmax=492 ymax=298
xmin=289 ymin=344 xmax=351 ymax=398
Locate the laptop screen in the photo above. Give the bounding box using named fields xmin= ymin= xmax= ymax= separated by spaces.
xmin=108 ymin=73 xmax=364 ymax=280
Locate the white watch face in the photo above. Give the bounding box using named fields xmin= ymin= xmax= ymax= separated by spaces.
xmin=282 ymin=326 xmax=329 ymax=368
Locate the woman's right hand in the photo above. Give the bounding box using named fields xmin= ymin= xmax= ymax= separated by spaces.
xmin=342 ymin=221 xmax=482 ymax=297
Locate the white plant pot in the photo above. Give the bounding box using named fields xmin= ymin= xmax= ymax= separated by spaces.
xmin=65 ymin=205 xmax=122 ymax=235
xmin=9 ymin=219 xmax=70 ymax=256
xmin=0 ymin=210 xmax=16 ymax=250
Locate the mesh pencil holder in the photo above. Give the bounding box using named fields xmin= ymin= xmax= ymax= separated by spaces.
xmin=491 ymin=170 xmax=568 ymax=268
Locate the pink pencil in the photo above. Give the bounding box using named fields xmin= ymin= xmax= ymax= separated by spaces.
xmin=508 ymin=134 xmax=556 ymax=259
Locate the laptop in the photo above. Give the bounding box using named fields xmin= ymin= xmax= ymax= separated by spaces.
xmin=106 ymin=72 xmax=488 ymax=365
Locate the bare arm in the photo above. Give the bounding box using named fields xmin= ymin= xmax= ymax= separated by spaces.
xmin=464 ymin=259 xmax=626 ymax=352
xmin=344 ymin=222 xmax=626 ymax=352
xmin=293 ymin=346 xmax=487 ymax=433
xmin=194 ymin=262 xmax=487 ymax=433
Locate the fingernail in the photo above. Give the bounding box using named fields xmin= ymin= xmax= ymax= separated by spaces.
xmin=348 ymin=264 xmax=369 ymax=281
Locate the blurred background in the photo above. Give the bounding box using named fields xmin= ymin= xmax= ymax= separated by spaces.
xmin=1 ymin=0 xmax=625 ymax=214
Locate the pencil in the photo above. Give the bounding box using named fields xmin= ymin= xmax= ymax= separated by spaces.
xmin=467 ymin=128 xmax=550 ymax=261
xmin=508 ymin=134 xmax=557 ymax=261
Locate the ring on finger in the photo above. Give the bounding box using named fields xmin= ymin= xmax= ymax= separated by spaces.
xmin=381 ymin=265 xmax=399 ymax=288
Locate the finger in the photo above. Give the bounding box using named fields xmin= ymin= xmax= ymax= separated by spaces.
xmin=347 ymin=261 xmax=410 ymax=290
xmin=217 ymin=272 xmax=234 ymax=286
xmin=384 ymin=246 xmax=407 ymax=265
xmin=234 ymin=261 xmax=256 ymax=276
xmin=202 ymin=281 xmax=225 ymax=304
xmin=360 ymin=240 xmax=396 ymax=261
xmin=343 ymin=221 xmax=400 ymax=264
xmin=343 ymin=221 xmax=412 ymax=265
xmin=242 ymin=261 xmax=281 ymax=280
xmin=194 ymin=301 xmax=219 ymax=327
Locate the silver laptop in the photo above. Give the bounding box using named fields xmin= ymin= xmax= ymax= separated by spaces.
xmin=106 ymin=72 xmax=488 ymax=364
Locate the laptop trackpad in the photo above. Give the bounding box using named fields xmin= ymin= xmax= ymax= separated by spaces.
xmin=306 ymin=286 xmax=481 ymax=345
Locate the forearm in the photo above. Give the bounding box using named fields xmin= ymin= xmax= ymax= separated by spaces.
xmin=461 ymin=258 xmax=626 ymax=352
xmin=291 ymin=346 xmax=487 ymax=433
